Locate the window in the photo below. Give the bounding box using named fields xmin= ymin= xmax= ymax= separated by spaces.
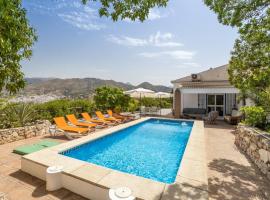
xmin=207 ymin=94 xmax=224 ymax=116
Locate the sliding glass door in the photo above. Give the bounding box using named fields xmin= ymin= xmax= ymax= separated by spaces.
xmin=207 ymin=94 xmax=224 ymax=116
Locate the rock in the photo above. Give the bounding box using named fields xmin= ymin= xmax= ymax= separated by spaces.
xmin=250 ymin=143 xmax=257 ymax=151
xmin=235 ymin=125 xmax=270 ymax=181
xmin=259 ymin=149 xmax=269 ymax=163
xmin=0 ymin=120 xmax=51 ymax=145
xmin=11 ymin=132 xmax=18 ymax=137
xmin=243 ymin=136 xmax=250 ymax=144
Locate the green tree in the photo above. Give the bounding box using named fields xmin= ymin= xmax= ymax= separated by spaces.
xmin=82 ymin=0 xmax=168 ymax=21
xmin=204 ymin=0 xmax=269 ymax=27
xmin=256 ymin=86 xmax=270 ymax=114
xmin=204 ymin=0 xmax=270 ymax=93
xmin=0 ymin=0 xmax=37 ymax=94
xmin=229 ymin=11 xmax=270 ymax=92
xmin=94 ymin=86 xmax=131 ymax=112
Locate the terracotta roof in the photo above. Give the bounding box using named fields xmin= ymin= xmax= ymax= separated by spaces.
xmin=171 ymin=64 xmax=229 ymax=83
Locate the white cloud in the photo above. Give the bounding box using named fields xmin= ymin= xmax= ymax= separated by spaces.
xmin=107 ymin=31 xmax=182 ymax=47
xmin=58 ymin=10 xmax=105 ymax=31
xmin=26 ymin=0 xmax=105 ymax=31
xmin=149 ymin=32 xmax=182 ymax=47
xmin=107 ymin=35 xmax=148 ymax=47
xmin=148 ymin=9 xmax=163 ymax=20
xmin=139 ymin=50 xmax=195 ymax=60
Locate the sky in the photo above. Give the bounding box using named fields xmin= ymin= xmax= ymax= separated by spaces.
xmin=21 ymin=0 xmax=238 ymax=86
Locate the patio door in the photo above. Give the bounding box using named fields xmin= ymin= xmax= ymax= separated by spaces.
xmin=207 ymin=94 xmax=224 ymax=116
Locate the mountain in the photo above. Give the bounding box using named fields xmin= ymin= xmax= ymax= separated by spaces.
xmin=22 ymin=78 xmax=172 ymax=97
xmin=137 ymin=82 xmax=172 ymax=93
xmin=25 ymin=77 xmax=54 ymax=85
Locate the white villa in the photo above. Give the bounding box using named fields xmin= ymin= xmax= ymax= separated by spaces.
xmin=171 ymin=64 xmax=242 ymax=118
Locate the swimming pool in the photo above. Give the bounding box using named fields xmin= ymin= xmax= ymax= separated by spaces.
xmin=61 ymin=118 xmax=193 ymax=184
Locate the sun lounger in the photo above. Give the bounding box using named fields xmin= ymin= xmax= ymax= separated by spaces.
xmin=81 ymin=112 xmax=112 ymax=126
xmin=54 ymin=117 xmax=89 ymax=134
xmin=95 ymin=111 xmax=121 ymax=123
xmin=66 ymin=114 xmax=97 ymax=129
xmin=49 ymin=125 xmax=82 ymax=140
xmin=107 ymin=110 xmax=132 ymax=122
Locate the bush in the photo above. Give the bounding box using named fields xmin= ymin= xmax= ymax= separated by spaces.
xmin=33 ymin=99 xmax=95 ymax=122
xmin=127 ymin=99 xmax=139 ymax=113
xmin=240 ymin=106 xmax=266 ymax=128
xmin=140 ymin=97 xmax=172 ymax=108
xmin=94 ymin=86 xmax=131 ymax=112
xmin=0 ymin=103 xmax=35 ymax=128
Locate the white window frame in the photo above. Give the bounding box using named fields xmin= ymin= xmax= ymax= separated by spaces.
xmin=207 ymin=94 xmax=225 ymax=116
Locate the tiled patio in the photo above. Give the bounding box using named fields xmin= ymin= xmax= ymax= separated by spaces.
xmin=205 ymin=121 xmax=270 ymax=200
xmin=0 ymin=135 xmax=87 ymax=200
xmin=0 ymin=121 xmax=269 ymax=200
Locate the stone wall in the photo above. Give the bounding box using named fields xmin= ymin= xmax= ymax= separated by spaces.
xmin=235 ymin=124 xmax=270 ymax=180
xmin=0 ymin=120 xmax=51 ymax=145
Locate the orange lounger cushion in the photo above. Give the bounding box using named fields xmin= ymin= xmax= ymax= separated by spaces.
xmin=95 ymin=111 xmax=120 ymax=122
xmin=66 ymin=114 xmax=97 ymax=128
xmin=81 ymin=112 xmax=108 ymax=124
xmin=53 ymin=117 xmax=89 ymax=134
xmin=107 ymin=110 xmax=126 ymax=120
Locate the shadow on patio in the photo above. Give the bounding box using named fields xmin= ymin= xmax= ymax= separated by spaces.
xmin=9 ymin=169 xmax=86 ymax=199
xmin=208 ymin=158 xmax=270 ymax=200
xmin=160 ymin=182 xmax=208 ymax=200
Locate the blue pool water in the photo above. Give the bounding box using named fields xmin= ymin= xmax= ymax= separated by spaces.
xmin=61 ymin=119 xmax=193 ymax=183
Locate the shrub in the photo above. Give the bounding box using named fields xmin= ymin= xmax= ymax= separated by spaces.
xmin=0 ymin=103 xmax=35 ymax=128
xmin=68 ymin=99 xmax=96 ymax=116
xmin=140 ymin=97 xmax=172 ymax=108
xmin=240 ymin=106 xmax=266 ymax=128
xmin=94 ymin=86 xmax=131 ymax=112
xmin=127 ymin=99 xmax=139 ymax=113
xmin=0 ymin=99 xmax=96 ymax=128
xmin=33 ymin=99 xmax=95 ymax=122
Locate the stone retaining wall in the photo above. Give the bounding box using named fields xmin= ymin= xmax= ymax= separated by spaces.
xmin=235 ymin=124 xmax=270 ymax=180
xmin=0 ymin=120 xmax=51 ymax=145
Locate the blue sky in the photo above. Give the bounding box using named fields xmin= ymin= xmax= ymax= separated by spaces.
xmin=22 ymin=0 xmax=238 ymax=86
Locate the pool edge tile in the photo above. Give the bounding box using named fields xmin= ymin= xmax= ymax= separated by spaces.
xmin=98 ymin=170 xmax=166 ymax=200
xmin=21 ymin=117 xmax=208 ymax=200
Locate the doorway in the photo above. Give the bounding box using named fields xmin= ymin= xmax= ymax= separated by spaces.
xmin=207 ymin=94 xmax=224 ymax=116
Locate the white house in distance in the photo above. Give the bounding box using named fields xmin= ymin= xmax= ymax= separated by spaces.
xmin=171 ymin=64 xmax=241 ymax=118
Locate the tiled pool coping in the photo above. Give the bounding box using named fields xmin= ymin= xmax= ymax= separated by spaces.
xmin=21 ymin=117 xmax=208 ymax=200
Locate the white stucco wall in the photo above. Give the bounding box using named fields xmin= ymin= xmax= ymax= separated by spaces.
xmin=182 ymin=94 xmax=198 ymax=111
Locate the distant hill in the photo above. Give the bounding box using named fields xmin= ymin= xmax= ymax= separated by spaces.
xmin=25 ymin=77 xmax=54 ymax=85
xmin=22 ymin=78 xmax=172 ymax=97
xmin=137 ymin=82 xmax=172 ymax=94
